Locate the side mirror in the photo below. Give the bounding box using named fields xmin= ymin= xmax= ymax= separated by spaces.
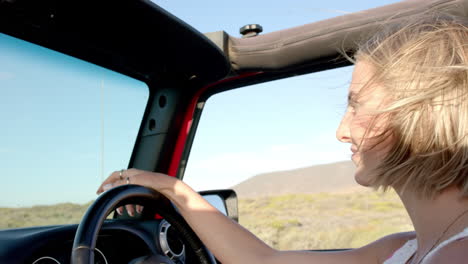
xmin=199 ymin=189 xmax=239 ymax=222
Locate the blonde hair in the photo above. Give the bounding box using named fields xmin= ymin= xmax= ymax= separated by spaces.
xmin=354 ymin=13 xmax=468 ymax=198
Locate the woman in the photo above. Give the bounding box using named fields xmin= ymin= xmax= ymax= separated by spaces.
xmin=98 ymin=13 xmax=468 ymax=264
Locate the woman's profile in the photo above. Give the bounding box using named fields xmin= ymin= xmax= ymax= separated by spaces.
xmin=98 ymin=12 xmax=468 ymax=264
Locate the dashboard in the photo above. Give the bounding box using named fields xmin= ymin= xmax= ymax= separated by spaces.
xmin=0 ymin=219 xmax=188 ymax=264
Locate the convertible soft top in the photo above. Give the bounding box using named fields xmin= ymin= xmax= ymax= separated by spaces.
xmin=222 ymin=0 xmax=468 ymax=72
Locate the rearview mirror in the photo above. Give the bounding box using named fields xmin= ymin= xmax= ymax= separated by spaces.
xmin=199 ymin=189 xmax=238 ymax=222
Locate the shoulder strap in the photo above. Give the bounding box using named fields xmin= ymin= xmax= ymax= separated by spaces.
xmin=383 ymin=239 xmax=417 ymax=264
xmin=422 ymin=227 xmax=468 ymax=263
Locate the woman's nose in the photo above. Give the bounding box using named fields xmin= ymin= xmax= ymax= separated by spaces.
xmin=336 ymin=111 xmax=351 ymax=143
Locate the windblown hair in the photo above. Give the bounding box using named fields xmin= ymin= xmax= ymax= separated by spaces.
xmin=354 ymin=13 xmax=468 ymax=198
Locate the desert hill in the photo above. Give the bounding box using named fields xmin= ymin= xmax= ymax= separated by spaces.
xmin=232 ymin=160 xmax=361 ymax=197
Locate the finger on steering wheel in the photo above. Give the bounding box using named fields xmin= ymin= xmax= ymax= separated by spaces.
xmin=96 ymin=170 xmax=124 ymax=194
xmin=125 ymin=204 xmax=135 ymax=217
xmin=97 ymin=169 xmax=145 ymax=217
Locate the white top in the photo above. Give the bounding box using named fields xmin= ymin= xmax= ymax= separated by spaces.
xmin=383 ymin=227 xmax=468 ymax=264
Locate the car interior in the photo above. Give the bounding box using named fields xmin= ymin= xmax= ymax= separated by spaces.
xmin=1 ymin=0 xmax=467 ymax=263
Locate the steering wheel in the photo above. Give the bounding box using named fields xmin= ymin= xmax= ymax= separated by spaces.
xmin=71 ymin=184 xmax=216 ymax=264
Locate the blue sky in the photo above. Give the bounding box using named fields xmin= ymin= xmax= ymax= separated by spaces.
xmin=1 ymin=34 xmax=148 ymax=207
xmin=1 ymin=0 xmax=402 ymax=206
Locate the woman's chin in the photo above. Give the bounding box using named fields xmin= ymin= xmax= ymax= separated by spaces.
xmin=354 ymin=169 xmax=372 ymax=187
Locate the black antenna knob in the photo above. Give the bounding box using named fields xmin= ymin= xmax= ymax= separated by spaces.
xmin=240 ymin=24 xmax=263 ymax=38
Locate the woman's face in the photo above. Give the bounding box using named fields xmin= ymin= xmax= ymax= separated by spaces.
xmin=336 ymin=61 xmax=393 ymax=186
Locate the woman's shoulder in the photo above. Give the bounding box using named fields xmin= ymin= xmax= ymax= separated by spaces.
xmin=356 ymin=231 xmax=416 ymax=263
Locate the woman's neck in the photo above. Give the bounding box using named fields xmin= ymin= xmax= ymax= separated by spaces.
xmin=397 ymin=186 xmax=468 ymax=255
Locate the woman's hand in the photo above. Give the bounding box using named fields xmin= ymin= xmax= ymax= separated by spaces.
xmin=96 ymin=169 xmax=178 ymax=216
xmin=96 ymin=169 xmax=373 ymax=264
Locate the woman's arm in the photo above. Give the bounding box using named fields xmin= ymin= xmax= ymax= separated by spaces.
xmin=97 ymin=169 xmax=406 ymax=264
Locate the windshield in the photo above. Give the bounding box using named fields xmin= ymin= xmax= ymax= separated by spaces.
xmin=0 ymin=33 xmax=149 ymax=229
